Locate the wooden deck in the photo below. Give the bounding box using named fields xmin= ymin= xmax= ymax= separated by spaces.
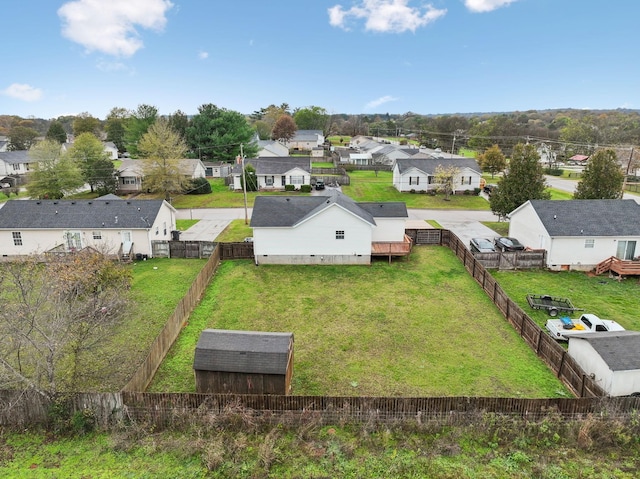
xmin=595 ymin=256 xmax=640 ymax=276
xmin=371 ymin=235 xmax=413 ymax=262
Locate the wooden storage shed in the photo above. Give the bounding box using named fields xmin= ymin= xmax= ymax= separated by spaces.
xmin=194 ymin=329 xmax=294 ymax=395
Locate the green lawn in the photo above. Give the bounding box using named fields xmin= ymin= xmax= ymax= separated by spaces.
xmin=149 ymin=246 xmax=567 ymax=398
xmin=547 ymin=187 xmax=573 ymax=200
xmin=82 ymin=258 xmax=207 ymax=391
xmin=492 ymin=269 xmax=640 ymax=332
xmin=175 ymin=219 xmax=199 ymax=231
xmin=481 ymin=221 xmax=509 ymax=237
xmin=342 ymin=171 xmax=490 ymax=209
xmin=215 ymin=219 xmax=253 ymax=242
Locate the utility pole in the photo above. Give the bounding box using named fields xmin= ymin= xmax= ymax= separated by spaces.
xmin=241 ymin=143 xmax=249 ymax=224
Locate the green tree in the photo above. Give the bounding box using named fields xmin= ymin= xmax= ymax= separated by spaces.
xmin=8 ymin=125 xmax=39 ymax=150
xmin=271 ymin=114 xmax=297 ymax=141
xmin=66 ymin=133 xmax=116 ymax=194
xmin=477 ymin=144 xmax=507 ymax=178
xmin=293 ymin=106 xmax=328 ymax=133
xmin=46 ymin=120 xmax=67 ymax=144
xmin=72 ymin=112 xmax=101 ymax=137
xmin=186 ymin=103 xmax=257 ymax=162
xmin=168 ymin=110 xmax=189 ymax=142
xmin=124 ymin=104 xmax=158 ymax=157
xmin=241 ymin=163 xmax=258 ymax=192
xmin=490 ymin=143 xmax=550 ymax=217
xmin=574 ymin=149 xmax=624 ymax=199
xmin=433 ymin=164 xmax=461 ymax=200
xmin=105 ymin=107 xmax=130 ymax=153
xmin=138 ymin=119 xmax=188 ymax=200
xmin=27 ymin=140 xmax=84 ymax=199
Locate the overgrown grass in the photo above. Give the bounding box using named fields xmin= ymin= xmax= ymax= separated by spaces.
xmin=4 ymin=414 xmax=640 ymax=478
xmin=492 ymin=269 xmax=640 ymax=331
xmin=0 ymin=190 xmax=27 ymax=202
xmin=83 ymin=258 xmax=207 ymax=390
xmin=149 ymin=246 xmax=567 ymax=397
xmin=342 ymin=171 xmax=490 ymax=209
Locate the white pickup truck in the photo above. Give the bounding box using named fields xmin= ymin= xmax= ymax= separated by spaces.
xmin=546 ymin=313 xmax=625 ymax=340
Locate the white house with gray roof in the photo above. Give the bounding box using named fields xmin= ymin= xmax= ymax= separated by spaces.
xmin=392 ymin=157 xmax=482 ymax=193
xmin=231 ymin=157 xmax=311 ymax=190
xmin=0 ymin=150 xmax=39 ymax=180
xmin=249 ymin=191 xmax=409 ymax=265
xmin=0 ymin=196 xmax=176 ymax=259
xmin=286 ymin=130 xmax=324 ymax=151
xmin=508 ymin=199 xmax=640 ymax=271
xmin=116 ymin=158 xmax=206 ymax=193
xmin=257 ymin=139 xmax=289 ymax=158
xmin=568 ymin=331 xmax=640 ymax=396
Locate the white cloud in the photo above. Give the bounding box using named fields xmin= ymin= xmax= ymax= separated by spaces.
xmin=198 ymin=50 xmax=209 ymax=60
xmin=58 ymin=0 xmax=174 ymax=57
xmin=96 ymin=60 xmax=128 ymax=72
xmin=365 ymin=95 xmax=398 ymax=110
xmin=2 ymin=83 xmax=43 ymax=102
xmin=329 ymin=0 xmax=446 ymax=33
xmin=464 ymin=0 xmax=518 ymax=13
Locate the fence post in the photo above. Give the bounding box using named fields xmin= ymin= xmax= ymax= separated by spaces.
xmin=557 ymin=351 xmax=566 ymax=378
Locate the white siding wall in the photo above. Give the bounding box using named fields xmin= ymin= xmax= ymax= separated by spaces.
xmin=509 ymin=202 xmax=550 ymax=250
xmin=568 ymin=339 xmax=640 ymax=396
xmin=253 ymin=205 xmax=373 ymax=264
xmin=371 ymin=217 xmax=406 ymax=242
xmin=395 ymin=168 xmax=431 ymax=192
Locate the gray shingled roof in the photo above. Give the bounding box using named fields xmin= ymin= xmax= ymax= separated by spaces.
xmin=0 ymin=150 xmax=31 ymax=164
xmin=570 ymin=331 xmax=640 ymax=371
xmin=357 ymin=202 xmax=408 ymax=218
xmin=250 ymin=191 xmax=379 ymax=228
xmin=395 ymin=157 xmax=481 ymax=174
xmin=232 ymin=157 xmax=311 ymax=175
xmin=527 ymin=199 xmax=640 ymax=237
xmin=0 ymin=198 xmax=167 ymax=229
xmin=193 ymin=329 xmax=293 ymax=374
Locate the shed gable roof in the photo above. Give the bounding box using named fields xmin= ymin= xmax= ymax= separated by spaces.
xmin=193 ymin=329 xmax=293 ymax=374
xmin=570 ymin=331 xmax=640 ymax=371
xmin=0 ymin=198 xmax=169 ymax=229
xmin=525 ymin=199 xmax=640 ymax=237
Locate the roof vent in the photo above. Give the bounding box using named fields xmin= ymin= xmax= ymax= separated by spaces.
xmin=88 ymin=201 xmax=92 ymax=205
xmin=286 ymin=198 xmax=290 ymax=201
xmin=127 ymin=201 xmax=131 ymax=205
xmin=71 ymin=201 xmax=75 ymax=205
xmin=36 ymin=201 xmax=41 ymax=205
xmin=105 ymin=201 xmax=109 ymax=205
xmin=553 ymin=215 xmax=557 ymax=219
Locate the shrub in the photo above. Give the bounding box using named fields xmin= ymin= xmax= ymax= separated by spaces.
xmin=300 ymin=184 xmax=312 ymax=193
xmin=545 ymin=168 xmax=564 ymax=176
xmin=284 ymin=184 xmax=295 ymax=191
xmin=410 ymin=189 xmax=416 ymax=194
xmin=187 ymin=177 xmax=212 ymax=195
xmin=343 ymin=164 xmax=356 ymax=172
xmin=473 ymin=187 xmax=481 ymax=195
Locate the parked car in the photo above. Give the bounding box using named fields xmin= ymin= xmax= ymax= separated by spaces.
xmin=315 ymin=180 xmax=325 ymax=190
xmin=470 ymin=237 xmax=496 ymax=253
xmin=243 ymin=237 xmax=254 ymax=243
xmin=494 ymin=237 xmax=525 ymax=252
xmin=483 ymin=184 xmax=498 ymax=196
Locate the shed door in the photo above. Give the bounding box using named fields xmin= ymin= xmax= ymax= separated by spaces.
xmin=616 ymin=240 xmax=637 ymax=260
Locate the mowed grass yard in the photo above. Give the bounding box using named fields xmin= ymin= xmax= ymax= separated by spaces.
xmin=149 ymin=246 xmax=568 ymax=398
xmin=491 ymin=269 xmax=640 ymax=332
xmin=84 ymin=258 xmax=207 ymax=391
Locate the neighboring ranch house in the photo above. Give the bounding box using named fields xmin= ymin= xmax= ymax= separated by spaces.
xmin=193 ymin=329 xmax=294 ymax=395
xmin=0 ymin=150 xmax=39 ymax=182
xmin=202 ymin=161 xmax=232 ymax=178
xmin=568 ymin=331 xmax=640 ymax=397
xmin=508 ymin=199 xmax=640 ymax=271
xmin=287 ymin=130 xmax=325 ymax=151
xmin=250 ymin=191 xmax=409 ymax=265
xmin=116 ymin=158 xmax=206 ymax=193
xmin=103 ymin=141 xmax=119 ymax=160
xmin=231 ymin=157 xmax=311 ymax=190
xmin=257 ymin=139 xmax=289 ymax=157
xmin=392 ymin=157 xmax=482 ymax=193
xmin=0 ymin=196 xmax=176 ymax=260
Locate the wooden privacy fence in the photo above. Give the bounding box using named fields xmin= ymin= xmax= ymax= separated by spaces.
xmin=122 ymin=247 xmax=221 ymax=392
xmin=2 ymin=390 xmax=640 ymax=429
xmin=219 ymin=242 xmax=254 ymax=260
xmin=434 ymin=229 xmax=606 ymax=398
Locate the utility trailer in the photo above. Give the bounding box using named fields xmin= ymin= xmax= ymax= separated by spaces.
xmin=526 ymin=294 xmax=583 ymax=317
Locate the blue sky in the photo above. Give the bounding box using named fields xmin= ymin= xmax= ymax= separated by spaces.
xmin=2 ymin=0 xmax=638 ymax=120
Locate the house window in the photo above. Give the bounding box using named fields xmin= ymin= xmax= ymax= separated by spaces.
xmin=93 ymin=231 xmax=102 ymax=240
xmin=616 ymin=240 xmax=637 ymax=260
xmin=64 ymin=231 xmax=82 ymax=251
xmin=12 ymin=232 xmax=22 ymax=246
xmin=12 ymin=164 xmax=20 ymax=171
xmin=155 ymin=226 xmax=159 ymax=235
xmin=461 ymin=176 xmax=472 ymax=185
xmin=291 ymin=176 xmax=304 ymax=185
xmin=281 ymin=175 xmax=286 ymax=185
xmin=163 ymin=222 xmax=167 ymax=235
xmin=336 ymin=230 xmax=345 ymax=240
xmin=427 ymin=176 xmax=435 ymax=184
xmin=265 ymin=176 xmax=274 ymax=186
xmin=409 ymin=176 xmax=419 ymax=185
xmin=584 ymin=239 xmax=594 ymax=248
xmin=122 ymin=177 xmax=137 ymax=185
